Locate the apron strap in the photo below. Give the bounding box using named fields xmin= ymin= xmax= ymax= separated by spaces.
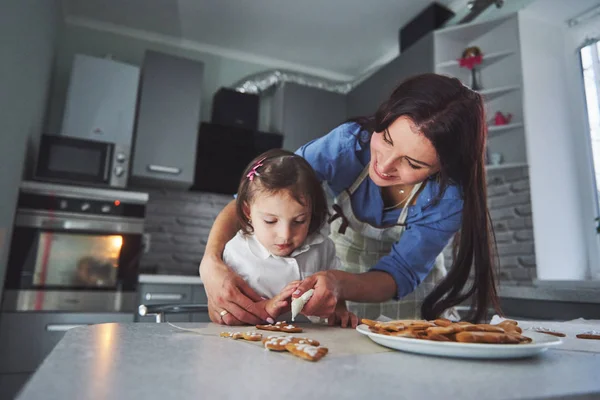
xmin=328 ymin=204 xmax=349 ymax=234
xmin=348 ymin=165 xmax=370 ymax=194
xmin=396 ymin=181 xmax=423 ymax=225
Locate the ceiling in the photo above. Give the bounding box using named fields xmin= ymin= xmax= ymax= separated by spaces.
xmin=61 ymin=0 xmax=590 ymax=80
xmin=61 ymin=0 xmax=463 ymax=80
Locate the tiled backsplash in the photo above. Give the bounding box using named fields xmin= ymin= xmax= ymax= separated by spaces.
xmin=142 ymin=165 xmax=536 ymax=284
xmin=443 ymin=165 xmax=536 ymax=284
xmin=140 ymin=189 xmax=232 ymax=275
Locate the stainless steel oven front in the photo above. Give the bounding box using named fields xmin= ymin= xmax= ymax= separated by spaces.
xmin=2 ymin=181 xmax=148 ymax=312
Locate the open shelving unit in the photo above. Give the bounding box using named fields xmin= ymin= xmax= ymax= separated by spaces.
xmin=434 ymin=14 xmax=527 ymax=169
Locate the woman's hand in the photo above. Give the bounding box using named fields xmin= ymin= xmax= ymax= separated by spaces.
xmin=292 ymin=271 xmax=340 ymax=317
xmin=201 ymin=256 xmax=273 ymax=326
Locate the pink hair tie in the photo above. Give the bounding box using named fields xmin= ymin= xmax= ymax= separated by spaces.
xmin=246 ymin=157 xmax=266 ymax=181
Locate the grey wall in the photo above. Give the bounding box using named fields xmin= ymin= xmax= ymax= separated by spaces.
xmin=272 ymin=83 xmax=347 ymax=152
xmin=0 ymin=0 xmax=61 ymax=300
xmin=46 ymin=23 xmax=275 ymax=135
xmin=347 ymin=33 xmax=434 ymax=118
xmin=140 ymin=190 xmax=231 ymax=276
xmin=443 ymin=166 xmax=537 ymax=285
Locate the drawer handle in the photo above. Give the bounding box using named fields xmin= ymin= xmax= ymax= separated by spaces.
xmin=147 ymin=164 xmax=181 ymax=175
xmin=145 ymin=293 xmax=184 ymax=301
xmin=46 ymin=324 xmax=88 ymax=332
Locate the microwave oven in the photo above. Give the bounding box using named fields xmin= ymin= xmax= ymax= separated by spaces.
xmin=35 ymin=134 xmax=130 ymax=188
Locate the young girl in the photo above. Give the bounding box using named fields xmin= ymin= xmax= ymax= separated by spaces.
xmin=222 ymin=149 xmax=357 ymax=327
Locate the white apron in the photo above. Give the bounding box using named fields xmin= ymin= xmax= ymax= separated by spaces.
xmin=327 ymin=165 xmax=453 ymax=320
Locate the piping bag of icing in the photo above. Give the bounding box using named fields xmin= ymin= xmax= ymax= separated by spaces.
xmin=291 ymin=289 xmax=314 ymax=321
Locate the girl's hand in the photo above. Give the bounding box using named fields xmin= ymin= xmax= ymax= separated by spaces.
xmin=328 ymin=301 xmax=358 ymax=328
xmin=292 ymin=271 xmax=340 ymax=317
xmin=264 ymin=283 xmax=299 ymax=318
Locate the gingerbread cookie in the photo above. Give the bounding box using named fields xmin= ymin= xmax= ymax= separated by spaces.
xmin=363 ymin=318 xmax=532 ymax=344
xmin=529 ymin=327 xmax=566 ymax=337
xmin=220 ymin=331 xmax=262 ymax=341
xmin=263 ymin=336 xmax=320 ymax=351
xmin=256 ymin=321 xmax=303 ymax=333
xmin=576 ymin=330 xmax=600 ymax=340
xmin=284 ymin=343 xmax=328 ymax=362
xmin=455 ymin=331 xmax=520 ymax=344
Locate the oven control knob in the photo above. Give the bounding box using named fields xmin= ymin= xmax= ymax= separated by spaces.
xmin=114 ymin=166 xmax=124 ymax=177
xmin=101 ymin=205 xmax=111 ymax=213
xmin=59 ymin=200 xmax=68 ymax=209
xmin=116 ymin=152 xmax=126 ymax=163
xmin=81 ymin=202 xmax=90 ymax=211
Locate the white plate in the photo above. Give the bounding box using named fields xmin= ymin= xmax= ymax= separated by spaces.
xmin=356 ymin=324 xmax=562 ymax=359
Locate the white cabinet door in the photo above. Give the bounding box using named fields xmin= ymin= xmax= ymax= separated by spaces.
xmin=61 ymin=54 xmax=140 ymax=146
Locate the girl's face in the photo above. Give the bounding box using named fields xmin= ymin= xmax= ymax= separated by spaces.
xmin=245 ymin=189 xmax=311 ymax=257
xmin=369 ymin=116 xmax=440 ymax=187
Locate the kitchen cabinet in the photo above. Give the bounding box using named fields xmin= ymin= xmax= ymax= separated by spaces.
xmin=0 ymin=312 xmax=133 ymax=398
xmin=347 ymin=33 xmax=434 ymax=118
xmin=60 ymin=54 xmax=140 ymax=146
xmin=130 ymin=51 xmax=204 ymax=189
xmin=0 ymin=373 xmax=30 ymax=400
xmin=270 ymin=82 xmax=346 ymax=152
xmin=137 ymin=281 xmax=209 ymax=323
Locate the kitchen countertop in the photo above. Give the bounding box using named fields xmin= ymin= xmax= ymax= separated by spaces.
xmin=17 ymin=323 xmax=600 ymax=399
xmin=499 ymin=283 xmax=600 ymax=303
xmin=138 ymin=274 xmax=203 ymax=285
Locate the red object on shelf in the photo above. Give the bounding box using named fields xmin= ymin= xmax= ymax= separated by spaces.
xmin=458 ymin=54 xmax=483 ymax=70
xmin=494 ymin=112 xmax=512 ymax=125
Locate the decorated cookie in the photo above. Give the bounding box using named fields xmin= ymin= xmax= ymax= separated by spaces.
xmin=256 ymin=321 xmax=303 ymax=333
xmin=284 ymin=343 xmax=329 ymax=362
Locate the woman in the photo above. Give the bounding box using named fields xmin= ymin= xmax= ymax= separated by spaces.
xmin=200 ymin=73 xmax=500 ymax=325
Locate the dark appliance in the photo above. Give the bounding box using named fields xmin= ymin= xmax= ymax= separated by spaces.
xmin=2 ymin=181 xmax=148 ymax=312
xmin=192 ymin=123 xmax=283 ymax=195
xmin=211 ymin=88 xmax=260 ymax=130
xmin=400 ymin=3 xmax=454 ymax=52
xmin=35 ymin=133 xmax=130 ymax=188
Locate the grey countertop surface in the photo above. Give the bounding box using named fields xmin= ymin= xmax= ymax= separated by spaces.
xmin=17 ymin=323 xmax=600 ymax=400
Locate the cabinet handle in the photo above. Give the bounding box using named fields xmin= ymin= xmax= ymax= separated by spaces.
xmin=46 ymin=324 xmax=88 ymax=332
xmin=145 ymin=293 xmax=184 ymax=301
xmin=147 ymin=164 xmax=181 ymax=175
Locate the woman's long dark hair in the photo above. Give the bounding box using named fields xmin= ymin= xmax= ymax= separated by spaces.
xmin=354 ymin=73 xmax=500 ymax=322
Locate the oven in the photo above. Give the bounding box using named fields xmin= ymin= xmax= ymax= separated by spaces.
xmin=2 ymin=181 xmax=148 ymax=312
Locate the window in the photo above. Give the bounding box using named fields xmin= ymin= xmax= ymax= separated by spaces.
xmin=580 ymin=39 xmax=600 ymax=279
xmin=581 ymin=40 xmax=600 ymax=215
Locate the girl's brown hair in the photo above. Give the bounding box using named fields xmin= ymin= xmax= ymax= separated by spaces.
xmin=236 ymin=149 xmax=328 ymax=236
xmin=353 ymin=73 xmax=500 ymax=322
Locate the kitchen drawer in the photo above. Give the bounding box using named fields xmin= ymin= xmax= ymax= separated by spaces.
xmin=137 ymin=283 xmax=193 ymax=322
xmin=138 ymin=283 xmax=192 ymax=305
xmin=191 ymin=285 xmax=210 ymax=322
xmin=0 ymin=372 xmax=31 ymax=400
xmin=0 ymin=312 xmax=133 ymax=374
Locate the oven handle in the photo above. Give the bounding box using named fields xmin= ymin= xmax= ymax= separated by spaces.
xmin=15 ymin=211 xmax=145 ymax=234
xmin=46 ymin=324 xmax=89 ymax=332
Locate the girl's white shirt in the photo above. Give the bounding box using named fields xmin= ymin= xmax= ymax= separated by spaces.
xmin=223 ymin=225 xmax=342 ymax=298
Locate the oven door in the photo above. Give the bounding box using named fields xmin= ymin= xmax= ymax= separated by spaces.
xmin=4 ymin=210 xmax=143 ymax=312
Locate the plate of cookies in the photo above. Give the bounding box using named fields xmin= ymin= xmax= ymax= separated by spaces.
xmin=357 ymin=318 xmax=562 ymax=359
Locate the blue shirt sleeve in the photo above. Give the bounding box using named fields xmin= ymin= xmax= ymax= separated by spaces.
xmin=370 ymin=199 xmax=463 ymax=299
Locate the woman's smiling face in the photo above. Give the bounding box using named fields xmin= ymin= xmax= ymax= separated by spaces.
xmin=369 ymin=116 xmax=440 ymax=187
